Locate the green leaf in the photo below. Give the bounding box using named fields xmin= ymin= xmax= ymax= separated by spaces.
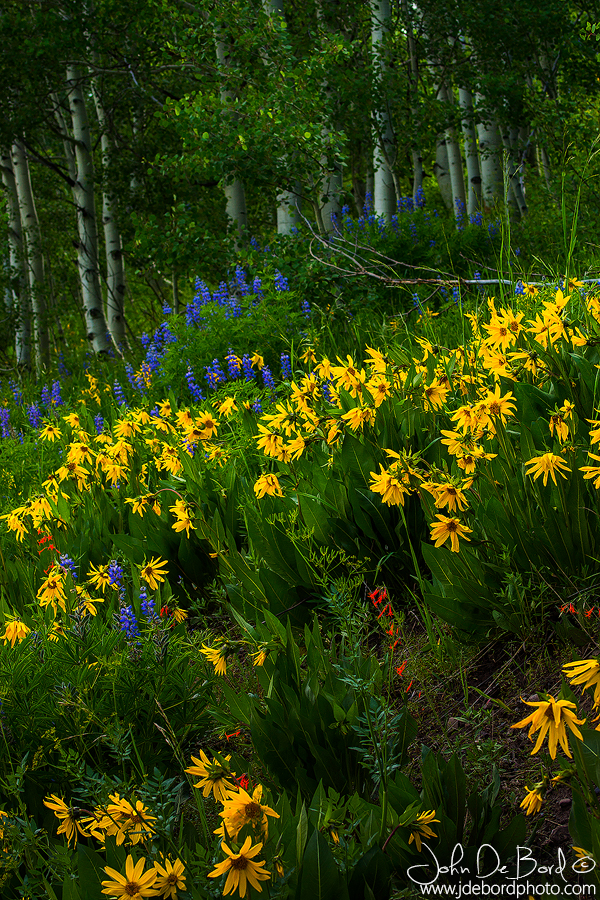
xmin=441 ymin=754 xmax=466 ymax=842
xmin=77 ymin=845 xmax=106 ymax=900
xmin=298 ymin=827 xmax=341 ymax=900
xmin=297 ymin=801 xmax=308 ymax=870
xmin=348 ymin=844 xmax=392 ymax=900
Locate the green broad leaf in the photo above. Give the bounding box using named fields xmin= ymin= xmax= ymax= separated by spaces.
xmin=297 ymin=801 xmax=308 ymax=869
xmin=441 ymin=754 xmax=466 ymax=841
xmin=340 ymin=434 xmax=377 ymax=484
xmin=574 ymin=727 xmax=600 ymax=787
xmin=394 ymin=710 xmax=419 ymax=767
xmin=569 ymin=790 xmax=591 ymax=850
xmin=76 ymin=845 xmax=106 ymax=900
xmin=61 ymin=876 xmax=82 ymax=900
xmin=493 ymin=813 xmax=527 ymax=860
xmin=347 ymin=845 xmax=392 ymax=900
xmin=110 ymin=533 xmax=145 ymax=561
xmin=217 ymin=681 xmax=255 ymax=725
xmin=298 ymin=827 xmax=341 ymax=900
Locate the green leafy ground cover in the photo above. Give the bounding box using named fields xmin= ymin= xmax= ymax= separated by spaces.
xmin=0 ymin=198 xmax=600 ymax=898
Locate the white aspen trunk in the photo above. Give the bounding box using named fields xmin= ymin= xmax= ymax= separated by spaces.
xmin=365 ymin=167 xmax=375 ymax=207
xmin=131 ymin=111 xmax=141 ymax=196
xmin=437 ymin=83 xmax=466 ymax=224
xmin=371 ymin=0 xmax=396 ymax=221
xmin=320 ymin=166 xmax=342 ymax=232
xmin=475 ymin=101 xmax=503 ymax=211
xmin=433 ymin=139 xmax=452 ymax=210
xmin=458 ymin=87 xmax=481 ymax=215
xmin=215 ymin=34 xmax=248 ymax=244
xmin=500 ymin=127 xmax=527 ymax=218
xmin=172 ymin=268 xmax=179 ymax=315
xmin=92 ymin=85 xmax=127 ymax=350
xmin=316 ymin=0 xmax=342 ymax=232
xmin=66 ymin=65 xmax=110 ymax=354
xmin=261 ymin=0 xmax=302 ymax=234
xmin=401 ymin=0 xmax=423 ymax=202
xmin=1 ymin=148 xmax=30 ymax=367
xmin=276 ymin=186 xmax=301 ymax=235
xmin=512 ymin=127 xmax=527 ymax=201
xmin=11 ymin=140 xmax=49 ymax=370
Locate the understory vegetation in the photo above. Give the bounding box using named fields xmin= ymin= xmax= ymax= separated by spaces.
xmin=0 ymin=182 xmax=600 ymax=899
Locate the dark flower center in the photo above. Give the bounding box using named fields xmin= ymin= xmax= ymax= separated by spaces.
xmin=231 ymin=856 xmax=249 ymax=871
xmin=245 ymin=802 xmax=263 ymax=820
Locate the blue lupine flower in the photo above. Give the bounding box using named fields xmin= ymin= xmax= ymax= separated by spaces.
xmin=225 ymin=350 xmax=242 ymax=380
xmin=515 ymin=280 xmax=524 ymax=295
xmin=252 ymin=276 xmax=264 ymax=299
xmin=301 ymin=299 xmax=311 ymax=319
xmin=242 ymin=355 xmax=254 ymax=382
xmin=119 ymin=605 xmax=140 ymax=639
xmin=94 ymin=414 xmax=104 ymax=435
xmin=27 ymin=403 xmax=41 ymax=429
xmin=274 ymin=271 xmax=289 ymax=292
xmin=9 ymin=381 xmax=22 ymax=406
xmin=213 ymin=282 xmax=228 ymax=306
xmin=108 ymin=560 xmax=124 ymax=588
xmin=204 ymin=360 xmax=227 ymax=390
xmin=515 ymin=247 xmax=521 ymax=256
xmin=57 ymin=353 xmax=71 ymax=377
xmin=280 ymin=353 xmax=292 ymax=379
xmin=390 ymin=214 xmax=399 ymax=234
xmin=453 ymin=287 xmax=461 ymax=306
xmin=252 ymin=399 xmax=263 ymax=415
xmin=140 ymin=585 xmax=157 ymax=619
xmin=321 ymin=379 xmax=334 ymax=403
xmin=162 ymin=303 xmax=173 ymax=315
xmin=235 ymin=265 xmax=250 ymax=296
xmin=455 ymin=198 xmax=465 ymax=231
xmin=469 ymin=211 xmax=483 ymax=226
xmin=363 ymin=191 xmax=373 ymax=215
xmin=59 ymin=555 xmax=77 ymax=581
xmin=412 ymin=293 xmax=424 ymax=315
xmin=250 ymin=236 xmax=260 ymax=250
xmin=41 ymin=384 xmax=51 ymax=408
xmin=141 ymin=333 xmax=151 ymax=348
xmin=0 ymin=408 xmax=10 ymax=438
xmin=415 ymin=186 xmax=425 ymax=208
xmin=409 ymin=222 xmax=418 ymax=243
xmin=186 ymin=368 xmax=205 ymax=402
xmin=125 ymin=363 xmax=136 ymax=388
xmin=261 ymin=366 xmax=275 ymax=390
xmin=113 ymin=381 xmax=127 ymax=406
xmin=51 ymin=381 xmax=63 ymax=407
